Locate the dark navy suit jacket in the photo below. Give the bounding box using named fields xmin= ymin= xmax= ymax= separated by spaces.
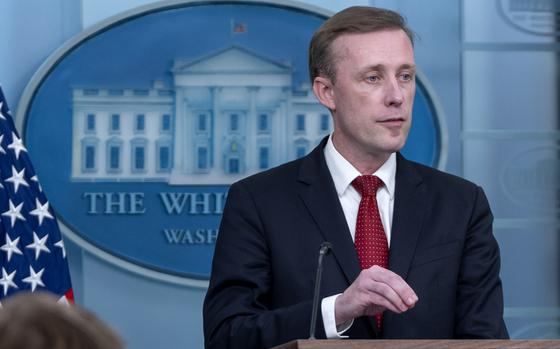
xmin=203 ymin=138 xmax=508 ymax=348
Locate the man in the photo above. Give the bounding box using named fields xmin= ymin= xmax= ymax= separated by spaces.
xmin=203 ymin=6 xmax=508 ymax=348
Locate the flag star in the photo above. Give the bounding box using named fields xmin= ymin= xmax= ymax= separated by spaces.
xmin=55 ymin=239 xmax=66 ymax=258
xmin=22 ymin=266 xmax=45 ymax=292
xmin=0 ymin=134 xmax=5 ymax=154
xmin=0 ymin=102 xmax=6 ymax=120
xmin=5 ymin=166 xmax=28 ymax=193
xmin=0 ymin=268 xmax=17 ymax=296
xmin=26 ymin=232 xmax=50 ymax=260
xmin=29 ymin=198 xmax=53 ymax=226
xmin=31 ymin=175 xmax=42 ymax=192
xmin=1 ymin=234 xmax=22 ymax=262
xmin=1 ymin=199 xmax=25 ymax=227
xmin=7 ymin=132 xmax=27 ymax=160
xmin=58 ymin=295 xmax=69 ymax=305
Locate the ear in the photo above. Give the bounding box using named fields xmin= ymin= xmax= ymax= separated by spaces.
xmin=312 ymin=76 xmax=336 ymax=111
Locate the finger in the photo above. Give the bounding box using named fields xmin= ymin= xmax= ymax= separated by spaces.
xmin=365 ymin=290 xmax=404 ymax=314
xmin=366 ymin=266 xmax=418 ymax=307
xmin=337 ymin=272 xmax=403 ymax=318
xmin=365 ymin=279 xmax=410 ymax=313
xmin=354 ymin=269 xmax=410 ymax=313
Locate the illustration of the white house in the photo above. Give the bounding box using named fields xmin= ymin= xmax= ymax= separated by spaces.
xmin=71 ymin=45 xmax=331 ymax=184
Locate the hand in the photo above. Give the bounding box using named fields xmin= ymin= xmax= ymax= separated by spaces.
xmin=334 ymin=265 xmax=418 ymax=326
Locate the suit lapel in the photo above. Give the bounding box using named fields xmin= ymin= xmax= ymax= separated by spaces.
xmin=296 ymin=145 xmax=426 ymax=338
xmin=383 ymin=154 xmax=427 ymax=336
xmin=388 ymin=153 xmax=427 ymax=280
xmin=296 ymin=145 xmax=427 ymax=284
xmin=296 ymin=139 xmax=361 ymax=285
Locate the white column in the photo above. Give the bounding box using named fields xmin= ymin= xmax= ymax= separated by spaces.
xmin=211 ymin=86 xmax=222 ymax=174
xmin=246 ymin=86 xmax=259 ymax=172
xmin=172 ymin=87 xmax=186 ymax=176
xmin=272 ymin=94 xmax=284 ymax=167
xmin=282 ymin=86 xmax=292 ymax=163
xmin=183 ymin=97 xmax=193 ymax=174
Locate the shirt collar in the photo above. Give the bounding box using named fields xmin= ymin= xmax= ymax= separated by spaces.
xmin=324 ymin=134 xmax=396 ymax=198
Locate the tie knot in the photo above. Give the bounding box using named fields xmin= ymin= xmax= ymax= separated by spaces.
xmin=352 ymin=175 xmax=383 ymax=197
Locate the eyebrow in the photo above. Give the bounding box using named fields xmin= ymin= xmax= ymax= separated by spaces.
xmin=359 ymin=63 xmax=416 ymax=73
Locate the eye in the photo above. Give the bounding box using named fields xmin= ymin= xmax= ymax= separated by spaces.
xmin=399 ymin=72 xmax=415 ymax=82
xmin=366 ymin=75 xmax=381 ymax=83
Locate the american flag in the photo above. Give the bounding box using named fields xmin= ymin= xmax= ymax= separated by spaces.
xmin=230 ymin=20 xmax=248 ymax=34
xmin=0 ymin=87 xmax=72 ymax=304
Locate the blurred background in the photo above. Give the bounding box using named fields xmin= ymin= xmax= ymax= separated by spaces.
xmin=1 ymin=0 xmax=558 ymax=347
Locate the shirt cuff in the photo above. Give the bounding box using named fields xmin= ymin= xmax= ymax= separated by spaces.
xmin=321 ymin=294 xmax=354 ymax=338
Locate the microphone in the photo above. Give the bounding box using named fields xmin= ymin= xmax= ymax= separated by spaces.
xmin=309 ymin=241 xmax=332 ymax=339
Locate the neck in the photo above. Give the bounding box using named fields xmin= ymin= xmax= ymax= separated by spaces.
xmin=332 ymin=134 xmax=391 ymax=175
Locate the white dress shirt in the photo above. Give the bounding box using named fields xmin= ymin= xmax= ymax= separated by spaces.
xmin=320 ymin=134 xmax=397 ymax=338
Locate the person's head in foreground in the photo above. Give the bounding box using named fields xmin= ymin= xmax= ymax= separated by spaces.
xmin=0 ymin=292 xmax=124 ymax=349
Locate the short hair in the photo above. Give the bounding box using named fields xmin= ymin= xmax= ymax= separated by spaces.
xmin=0 ymin=292 xmax=124 ymax=349
xmin=308 ymin=6 xmax=415 ymax=84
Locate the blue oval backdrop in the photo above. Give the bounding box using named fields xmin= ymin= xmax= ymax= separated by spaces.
xmin=21 ymin=1 xmax=442 ymax=280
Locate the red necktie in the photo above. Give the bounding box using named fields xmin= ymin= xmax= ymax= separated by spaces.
xmin=352 ymin=175 xmax=389 ymax=331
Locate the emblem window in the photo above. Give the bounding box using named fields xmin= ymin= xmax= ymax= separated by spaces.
xmin=259 ymin=147 xmax=269 ymax=169
xmin=258 ymin=113 xmax=269 ymax=133
xmin=135 ymin=114 xmax=146 ymax=132
xmin=161 ymin=114 xmax=171 ymax=132
xmin=198 ymin=114 xmax=207 ymax=132
xmin=110 ymin=114 xmax=120 ymax=133
xmin=295 ymin=114 xmax=305 ymax=132
xmin=320 ymin=113 xmax=329 ymax=132
xmin=86 ymin=113 xmax=96 ymax=132
xmin=230 ymin=113 xmax=239 ymax=132
xmin=158 ymin=145 xmax=171 ymax=171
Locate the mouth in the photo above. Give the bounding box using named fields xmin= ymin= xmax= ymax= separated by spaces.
xmin=378 ymin=117 xmax=406 ymax=127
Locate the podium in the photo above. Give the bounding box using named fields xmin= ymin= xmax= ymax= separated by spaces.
xmin=273 ymin=340 xmax=560 ymax=349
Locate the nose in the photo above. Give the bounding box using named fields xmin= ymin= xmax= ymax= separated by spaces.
xmin=383 ymin=78 xmax=404 ymax=107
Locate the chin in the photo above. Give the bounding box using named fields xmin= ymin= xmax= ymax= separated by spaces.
xmin=383 ymin=139 xmax=407 ymax=152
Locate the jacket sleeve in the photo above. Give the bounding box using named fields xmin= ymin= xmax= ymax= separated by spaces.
xmin=203 ymin=181 xmax=325 ymax=349
xmin=454 ymin=186 xmax=509 ymax=338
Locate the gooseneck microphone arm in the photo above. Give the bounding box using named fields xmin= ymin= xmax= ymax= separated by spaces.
xmin=309 ymin=241 xmax=332 ymax=339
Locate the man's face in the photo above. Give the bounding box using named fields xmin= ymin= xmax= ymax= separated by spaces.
xmin=318 ymin=29 xmax=416 ymax=163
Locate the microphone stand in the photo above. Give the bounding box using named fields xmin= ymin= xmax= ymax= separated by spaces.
xmin=309 ymin=242 xmax=332 ymax=339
